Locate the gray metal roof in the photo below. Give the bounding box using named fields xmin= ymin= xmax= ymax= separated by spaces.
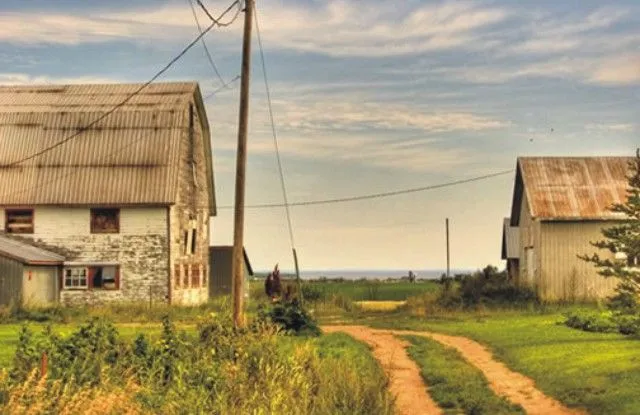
xmin=501 ymin=218 xmax=519 ymax=260
xmin=0 ymin=234 xmax=64 ymax=265
xmin=0 ymin=82 xmax=215 ymax=211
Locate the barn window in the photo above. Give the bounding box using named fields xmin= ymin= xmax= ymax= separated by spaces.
xmin=5 ymin=209 xmax=34 ymax=234
xmin=90 ymin=208 xmax=120 ymax=233
xmin=91 ymin=266 xmax=119 ymax=289
xmin=63 ymin=266 xmax=119 ymax=290
xmin=64 ymin=268 xmax=88 ymax=289
xmin=183 ymin=223 xmax=197 ymax=255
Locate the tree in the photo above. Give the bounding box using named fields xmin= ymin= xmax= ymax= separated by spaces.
xmin=580 ymin=150 xmax=640 ymax=314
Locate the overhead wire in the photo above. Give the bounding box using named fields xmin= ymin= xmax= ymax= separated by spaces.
xmin=2 ymin=0 xmax=241 ymax=169
xmin=254 ymin=5 xmax=296 ymax=248
xmin=217 ymin=169 xmax=514 ymax=209
xmin=204 ymin=74 xmax=240 ymax=101
xmin=0 ymin=0 xmax=243 ymax=201
xmin=187 ymin=0 xmax=226 ymax=86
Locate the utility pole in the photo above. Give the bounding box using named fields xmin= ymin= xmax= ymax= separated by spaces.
xmin=446 ymin=218 xmax=450 ymax=279
xmin=232 ymin=0 xmax=254 ymax=329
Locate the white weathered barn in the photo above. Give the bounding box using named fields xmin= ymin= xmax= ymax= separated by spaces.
xmin=0 ymin=82 xmax=216 ymax=306
xmin=508 ymin=156 xmax=633 ymax=300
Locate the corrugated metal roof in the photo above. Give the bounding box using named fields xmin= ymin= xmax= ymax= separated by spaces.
xmin=501 ymin=218 xmax=519 ymax=259
xmin=0 ymin=82 xmax=196 ymax=113
xmin=0 ymin=82 xmax=210 ymax=206
xmin=517 ymin=157 xmax=633 ymax=220
xmin=0 ymin=234 xmax=64 ymax=264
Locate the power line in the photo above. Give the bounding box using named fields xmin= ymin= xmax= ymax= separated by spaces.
xmin=196 ymin=0 xmax=242 ymax=27
xmin=217 ymin=169 xmax=513 ymax=209
xmin=254 ymin=6 xmax=296 ymax=247
xmin=2 ymin=0 xmax=241 ymax=169
xmin=187 ymin=0 xmax=226 ymax=86
xmin=203 ymin=74 xmax=240 ymax=101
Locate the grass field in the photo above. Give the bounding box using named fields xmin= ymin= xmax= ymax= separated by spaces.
xmin=251 ymin=279 xmax=441 ymax=301
xmin=404 ymin=335 xmax=523 ymax=414
xmin=2 ymin=280 xmax=640 ymax=414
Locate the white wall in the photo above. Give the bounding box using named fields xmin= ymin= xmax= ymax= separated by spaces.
xmin=0 ymin=206 xmax=170 ymax=305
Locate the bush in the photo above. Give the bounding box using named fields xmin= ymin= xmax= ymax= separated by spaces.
xmin=565 ymin=310 xmax=640 ymax=335
xmin=301 ymin=283 xmax=325 ymax=302
xmin=564 ymin=310 xmax=618 ymax=333
xmin=428 ymin=265 xmax=537 ymax=310
xmin=2 ymin=309 xmax=393 ymax=414
xmin=257 ymin=301 xmax=321 ymax=336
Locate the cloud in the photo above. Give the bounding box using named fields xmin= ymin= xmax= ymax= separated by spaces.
xmin=590 ymin=55 xmax=640 ymax=85
xmin=0 ymin=2 xmax=232 ymax=45
xmin=0 ymin=1 xmax=508 ymax=57
xmin=0 ymin=72 xmax=121 ymax=85
xmin=271 ymin=100 xmax=507 ymax=133
xmin=504 ymin=7 xmax=634 ymax=55
xmin=431 ymin=53 xmax=640 ymax=86
xmin=242 ymin=132 xmax=474 ymax=173
xmin=586 ymin=123 xmax=636 ymax=133
xmin=255 ymin=1 xmax=508 ymax=57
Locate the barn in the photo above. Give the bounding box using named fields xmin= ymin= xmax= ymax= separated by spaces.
xmin=0 ymin=82 xmax=216 ymax=306
xmin=508 ymin=156 xmax=633 ymax=300
xmin=209 ymin=246 xmax=253 ymax=297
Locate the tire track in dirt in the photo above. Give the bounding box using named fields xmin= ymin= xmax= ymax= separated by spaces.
xmin=325 ymin=325 xmax=585 ymax=415
xmin=397 ymin=330 xmax=585 ymax=415
xmin=323 ymin=325 xmax=443 ymax=415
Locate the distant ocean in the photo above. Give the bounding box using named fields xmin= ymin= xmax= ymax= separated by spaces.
xmin=254 ymin=269 xmax=474 ymax=280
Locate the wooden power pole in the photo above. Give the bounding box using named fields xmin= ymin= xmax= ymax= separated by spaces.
xmin=446 ymin=218 xmax=450 ymax=279
xmin=232 ymin=0 xmax=255 ymax=329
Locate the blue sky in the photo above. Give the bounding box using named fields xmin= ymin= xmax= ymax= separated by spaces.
xmin=1 ymin=0 xmax=638 ymax=272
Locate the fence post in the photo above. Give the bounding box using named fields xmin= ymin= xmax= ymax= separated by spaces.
xmin=40 ymin=352 xmax=48 ymax=378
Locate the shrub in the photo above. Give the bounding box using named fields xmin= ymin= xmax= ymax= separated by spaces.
xmin=257 ymin=301 xmax=321 ymax=336
xmin=301 ymin=283 xmax=325 ymax=302
xmin=2 ymin=306 xmax=392 ymax=414
xmin=428 ymin=265 xmax=537 ymax=309
xmin=615 ymin=314 xmax=640 ymax=335
xmin=564 ymin=310 xmax=618 ymax=333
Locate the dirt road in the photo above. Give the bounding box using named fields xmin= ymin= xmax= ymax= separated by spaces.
xmin=323 ymin=325 xmax=584 ymax=415
xmin=322 ymin=325 xmax=442 ymax=415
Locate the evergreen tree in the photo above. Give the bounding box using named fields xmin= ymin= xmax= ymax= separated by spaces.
xmin=580 ymin=150 xmax=640 ymax=314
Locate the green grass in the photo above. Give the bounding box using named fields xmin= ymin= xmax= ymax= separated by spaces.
xmin=403 ymin=335 xmax=523 ymax=415
xmin=361 ymin=309 xmax=640 ymax=415
xmin=251 ymin=279 xmax=441 ymax=301
xmin=309 ymin=332 xmax=394 ymax=414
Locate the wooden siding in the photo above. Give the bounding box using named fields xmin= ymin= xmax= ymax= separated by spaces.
xmin=539 ymin=221 xmax=619 ymax=300
xmin=517 ymin=190 xmax=541 ymax=288
xmin=0 ymin=255 xmax=23 ymax=306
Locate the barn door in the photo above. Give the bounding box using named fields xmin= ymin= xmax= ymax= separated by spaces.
xmin=22 ymin=268 xmax=57 ymax=306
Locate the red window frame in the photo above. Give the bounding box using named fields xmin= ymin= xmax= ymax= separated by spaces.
xmin=62 ymin=266 xmax=120 ymax=290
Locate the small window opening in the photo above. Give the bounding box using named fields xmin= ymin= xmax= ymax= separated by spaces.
xmin=6 ymin=209 xmax=34 ymax=234
xmin=91 ymin=208 xmax=120 ymax=233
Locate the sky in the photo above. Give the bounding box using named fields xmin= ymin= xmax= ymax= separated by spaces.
xmin=0 ymin=0 xmax=638 ymax=272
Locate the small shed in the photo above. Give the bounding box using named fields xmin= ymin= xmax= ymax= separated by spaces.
xmin=209 ymin=246 xmax=253 ymax=297
xmin=509 ymin=156 xmax=633 ymax=300
xmin=0 ymin=235 xmax=64 ymax=306
xmin=501 ymin=218 xmax=520 ymax=281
